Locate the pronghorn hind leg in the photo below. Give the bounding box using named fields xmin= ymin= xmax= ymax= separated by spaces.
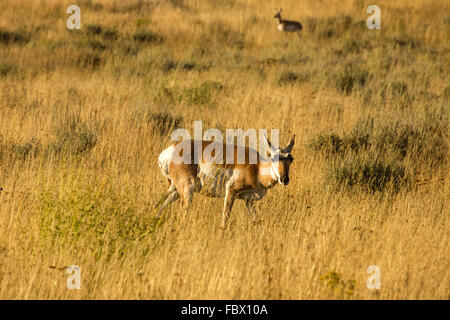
xmin=181 ymin=179 xmax=195 ymax=210
xmin=170 ymin=162 xmax=198 ymax=212
xmin=173 ymin=176 xmax=196 ymax=212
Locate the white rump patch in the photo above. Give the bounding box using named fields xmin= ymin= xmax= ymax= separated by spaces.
xmin=158 ymin=145 xmax=175 ymax=178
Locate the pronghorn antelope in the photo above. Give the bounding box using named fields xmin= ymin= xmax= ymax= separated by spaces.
xmin=274 ymin=8 xmax=303 ymax=33
xmin=157 ymin=135 xmax=295 ymax=229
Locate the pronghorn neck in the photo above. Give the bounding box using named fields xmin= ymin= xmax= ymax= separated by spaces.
xmin=258 ymin=160 xmax=279 ymax=188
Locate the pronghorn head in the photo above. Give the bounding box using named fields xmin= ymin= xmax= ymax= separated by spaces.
xmin=274 ymin=8 xmax=282 ymax=20
xmin=264 ymin=134 xmax=295 ymax=186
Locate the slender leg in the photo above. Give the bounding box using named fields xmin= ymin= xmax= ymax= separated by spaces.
xmin=220 ymin=189 xmax=237 ymax=229
xmin=156 ymin=188 xmax=180 ymax=216
xmin=154 ymin=178 xmax=172 ymax=209
xmin=170 ymin=162 xmax=198 ymax=213
xmin=181 ymin=183 xmax=195 ymax=211
xmin=244 ymin=199 xmax=258 ymax=223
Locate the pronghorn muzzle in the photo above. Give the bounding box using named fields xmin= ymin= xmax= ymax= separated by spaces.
xmin=281 ymin=176 xmax=289 ymax=185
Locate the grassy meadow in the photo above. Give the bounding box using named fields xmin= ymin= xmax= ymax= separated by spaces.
xmin=0 ymin=0 xmax=448 ymax=299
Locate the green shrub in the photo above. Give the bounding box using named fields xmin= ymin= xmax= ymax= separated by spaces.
xmin=86 ymin=24 xmax=103 ymax=36
xmin=133 ymin=30 xmax=163 ymax=44
xmin=102 ymin=29 xmax=119 ymax=41
xmin=183 ymin=84 xmax=211 ymax=106
xmin=0 ymin=138 xmax=40 ymax=162
xmin=373 ymin=118 xmax=447 ymax=167
xmin=79 ymin=0 xmax=103 ymax=11
xmin=308 ymin=128 xmax=369 ymax=155
xmin=0 ymin=28 xmax=30 ymax=45
xmin=0 ymin=62 xmax=16 ymax=77
xmin=309 ymin=112 xmax=448 ymax=192
xmin=75 ymin=51 xmax=102 ymax=69
xmin=388 ymin=34 xmax=420 ymax=49
xmin=327 ymin=155 xmax=407 ymax=192
xmin=178 ymin=61 xmax=198 ymax=71
xmin=160 ymin=59 xmax=207 ymax=73
xmin=278 ymin=71 xmax=309 ymax=86
xmin=319 ymin=271 xmax=356 ymax=299
xmin=308 ymin=133 xmax=343 ymax=154
xmin=160 ymin=59 xmax=177 ymax=73
xmin=182 ymin=81 xmax=223 ymax=106
xmin=147 ymin=111 xmax=183 ymax=136
xmin=47 ymin=116 xmax=97 ymax=156
xmin=13 ymin=141 xmax=38 ymax=160
xmin=87 ymin=40 xmax=106 ymax=51
xmin=85 ymin=24 xmax=117 ymax=40
xmin=130 ymin=105 xmax=184 ymax=136
xmin=332 ymin=64 xmax=368 ymax=94
xmin=389 ymin=81 xmax=408 ymax=96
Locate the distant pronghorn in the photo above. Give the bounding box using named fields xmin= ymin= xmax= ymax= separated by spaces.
xmin=274 ymin=8 xmax=303 ymax=33
xmin=157 ymin=135 xmax=295 ymax=229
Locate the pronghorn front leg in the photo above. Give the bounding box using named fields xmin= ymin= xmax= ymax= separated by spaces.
xmin=220 ymin=189 xmax=237 ymax=229
xmin=156 ymin=187 xmax=180 ymax=216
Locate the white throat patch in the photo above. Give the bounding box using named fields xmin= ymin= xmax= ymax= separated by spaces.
xmin=271 ymin=160 xmax=282 ymax=184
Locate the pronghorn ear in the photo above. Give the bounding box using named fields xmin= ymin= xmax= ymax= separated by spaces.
xmin=264 ymin=134 xmax=278 ymax=157
xmin=282 ymin=134 xmax=295 ymax=154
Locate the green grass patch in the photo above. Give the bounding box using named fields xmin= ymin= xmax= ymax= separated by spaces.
xmin=38 ymin=179 xmax=160 ymax=260
xmin=320 ymin=271 xmax=356 ymax=299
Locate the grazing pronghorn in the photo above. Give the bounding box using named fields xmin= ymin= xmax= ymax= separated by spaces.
xmin=157 ymin=135 xmax=295 ymax=229
xmin=274 ymin=8 xmax=303 ymax=33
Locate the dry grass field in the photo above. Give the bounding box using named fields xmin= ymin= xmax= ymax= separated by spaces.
xmin=0 ymin=0 xmax=448 ymax=299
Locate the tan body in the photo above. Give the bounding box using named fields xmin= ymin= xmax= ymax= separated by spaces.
xmin=157 ymin=136 xmax=295 ymax=228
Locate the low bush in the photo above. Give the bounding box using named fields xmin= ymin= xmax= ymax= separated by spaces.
xmin=309 ymin=112 xmax=448 ymax=192
xmin=47 ymin=115 xmax=97 ymax=156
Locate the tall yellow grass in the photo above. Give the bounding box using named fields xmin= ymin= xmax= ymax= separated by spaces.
xmin=0 ymin=0 xmax=448 ymax=299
